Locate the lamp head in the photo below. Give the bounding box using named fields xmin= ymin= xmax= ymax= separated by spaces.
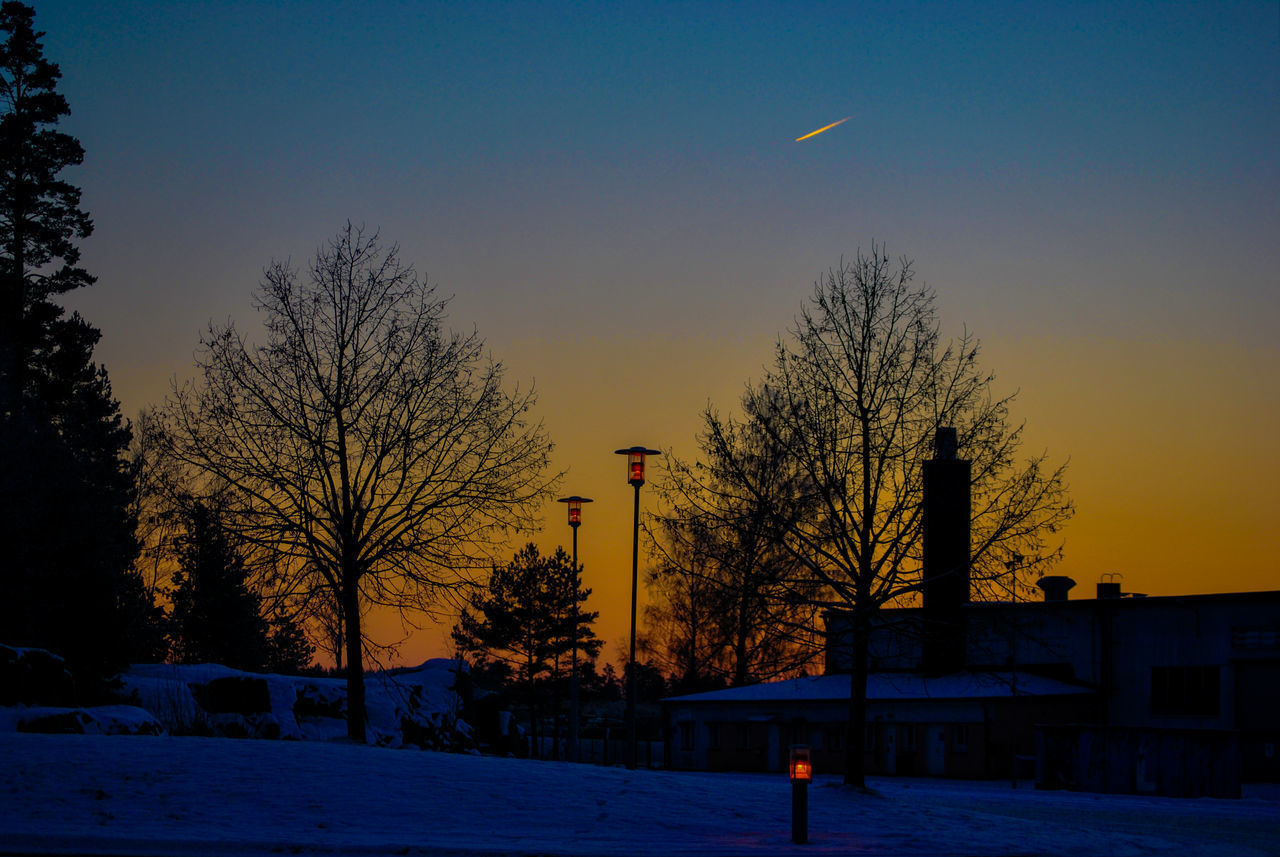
xmin=557 ymin=495 xmax=593 ymax=527
xmin=614 ymin=446 xmax=661 ymax=487
xmin=789 ymin=745 xmax=812 ymax=782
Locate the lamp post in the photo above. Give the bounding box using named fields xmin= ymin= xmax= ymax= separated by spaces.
xmin=614 ymin=445 xmax=660 ymax=770
xmin=557 ymin=495 xmax=592 ymax=764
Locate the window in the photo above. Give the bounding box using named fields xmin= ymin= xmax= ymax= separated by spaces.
xmin=737 ymin=724 xmax=753 ymax=749
xmin=1151 ymin=666 xmax=1220 ymax=716
xmin=903 ymin=725 xmax=918 ymax=752
xmin=679 ymin=721 xmax=695 ymax=751
xmin=953 ymin=725 xmax=969 ymax=753
xmin=707 ymin=723 xmax=721 ymax=750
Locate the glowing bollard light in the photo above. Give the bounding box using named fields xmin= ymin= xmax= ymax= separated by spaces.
xmin=790 ymin=744 xmax=812 ymax=844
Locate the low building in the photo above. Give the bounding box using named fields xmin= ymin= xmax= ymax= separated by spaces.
xmin=663 ymin=586 xmax=1280 ymax=783
xmin=659 ymin=428 xmax=1280 ymax=784
xmin=666 ymin=668 xmax=1094 ymax=778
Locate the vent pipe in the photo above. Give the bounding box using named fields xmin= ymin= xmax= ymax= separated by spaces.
xmin=1097 ymin=572 xmax=1123 ymax=600
xmin=1036 ymin=575 xmax=1076 ymax=602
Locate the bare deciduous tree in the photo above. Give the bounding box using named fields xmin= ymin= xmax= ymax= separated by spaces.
xmin=158 ymin=224 xmax=557 ymax=741
xmin=697 ymin=247 xmax=1072 ymax=787
xmin=645 ymin=421 xmax=823 ymax=692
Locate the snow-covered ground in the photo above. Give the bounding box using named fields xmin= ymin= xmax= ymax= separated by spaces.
xmin=2 ymin=733 xmax=1276 ymax=857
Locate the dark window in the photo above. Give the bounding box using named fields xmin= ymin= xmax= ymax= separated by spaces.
xmin=903 ymin=725 xmax=918 ymax=751
xmin=1151 ymin=666 xmax=1220 ymax=716
xmin=953 ymin=725 xmax=969 ymax=752
xmin=679 ymin=721 xmax=695 ymax=751
xmin=707 ymin=723 xmax=721 ymax=750
xmin=737 ymin=724 xmax=752 ymax=749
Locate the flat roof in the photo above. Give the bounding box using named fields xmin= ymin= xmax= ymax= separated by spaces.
xmin=822 ymin=589 xmax=1280 ymax=621
xmin=664 ymin=670 xmax=1094 ymax=705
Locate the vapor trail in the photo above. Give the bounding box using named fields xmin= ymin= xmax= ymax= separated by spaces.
xmin=795 ymin=116 xmax=851 ymax=142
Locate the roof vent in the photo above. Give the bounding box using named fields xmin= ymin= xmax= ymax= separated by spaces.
xmin=1036 ymin=576 xmax=1076 ymax=602
xmin=1098 ymin=572 xmax=1122 ymax=600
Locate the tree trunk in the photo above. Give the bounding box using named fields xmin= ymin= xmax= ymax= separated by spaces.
xmin=551 ymin=656 xmax=562 ymax=761
xmin=527 ymin=653 xmax=539 ymax=759
xmin=843 ymin=607 xmax=870 ymax=787
xmin=3 ymin=216 xmax=24 ymax=419
xmin=734 ymin=594 xmax=750 ymax=686
xmin=342 ymin=578 xmax=366 ymax=743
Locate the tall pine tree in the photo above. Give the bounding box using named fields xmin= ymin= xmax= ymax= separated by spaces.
xmin=0 ymin=2 xmax=162 ymax=689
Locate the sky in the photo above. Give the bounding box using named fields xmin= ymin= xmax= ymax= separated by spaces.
xmin=29 ymin=0 xmax=1280 ymax=666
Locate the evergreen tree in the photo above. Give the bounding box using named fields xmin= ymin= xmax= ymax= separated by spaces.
xmin=0 ymin=3 xmax=162 ymax=688
xmin=168 ymin=501 xmax=271 ymax=671
xmin=0 ymin=0 xmax=93 ymax=416
xmin=453 ymin=543 xmax=601 ymax=758
xmin=264 ymin=615 xmax=315 ymax=675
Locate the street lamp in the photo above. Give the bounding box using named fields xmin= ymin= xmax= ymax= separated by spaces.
xmin=614 ymin=445 xmax=660 ymax=770
xmin=557 ymin=495 xmax=592 ymax=763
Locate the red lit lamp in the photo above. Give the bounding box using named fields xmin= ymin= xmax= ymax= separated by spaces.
xmin=558 ymin=495 xmax=592 ymax=527
xmin=615 ymin=446 xmax=660 ymax=486
xmin=789 ymin=745 xmax=813 ymax=782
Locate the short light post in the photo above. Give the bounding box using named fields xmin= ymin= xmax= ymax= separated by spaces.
xmin=790 ymin=744 xmax=812 ymax=845
xmin=557 ymin=495 xmax=592 ymax=764
xmin=614 ymin=445 xmax=660 ymax=771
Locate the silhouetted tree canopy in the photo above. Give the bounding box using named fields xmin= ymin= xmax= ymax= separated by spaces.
xmin=453 ymin=543 xmax=600 ymax=757
xmin=688 ymin=247 xmax=1073 ymax=786
xmin=0 ymin=0 xmax=94 ymax=416
xmin=0 ymin=2 xmax=162 ymax=689
xmin=158 ymin=224 xmax=557 ymax=740
xmin=646 ymin=418 xmax=824 ymax=693
xmin=168 ymin=501 xmax=272 ymax=670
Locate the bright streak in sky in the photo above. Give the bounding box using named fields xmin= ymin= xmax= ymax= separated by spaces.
xmin=795 ymin=116 xmax=851 ymax=142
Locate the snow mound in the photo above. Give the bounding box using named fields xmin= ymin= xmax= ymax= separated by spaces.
xmin=113 ymin=659 xmax=470 ymax=750
xmin=0 ymin=704 xmax=164 ymax=735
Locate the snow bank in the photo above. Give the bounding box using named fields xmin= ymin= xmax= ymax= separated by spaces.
xmin=4 ymin=658 xmax=471 ymax=751
xmin=0 ymin=704 xmax=163 ymax=735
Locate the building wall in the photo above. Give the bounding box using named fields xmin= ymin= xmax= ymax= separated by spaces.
xmin=676 ymin=593 xmax=1279 ymax=780
xmin=829 ymin=595 xmax=1280 ymax=724
xmin=666 ymin=695 xmax=1095 ymax=779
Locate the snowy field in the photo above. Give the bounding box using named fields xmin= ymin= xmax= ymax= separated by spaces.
xmin=1 ymin=733 xmax=1277 ymax=857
